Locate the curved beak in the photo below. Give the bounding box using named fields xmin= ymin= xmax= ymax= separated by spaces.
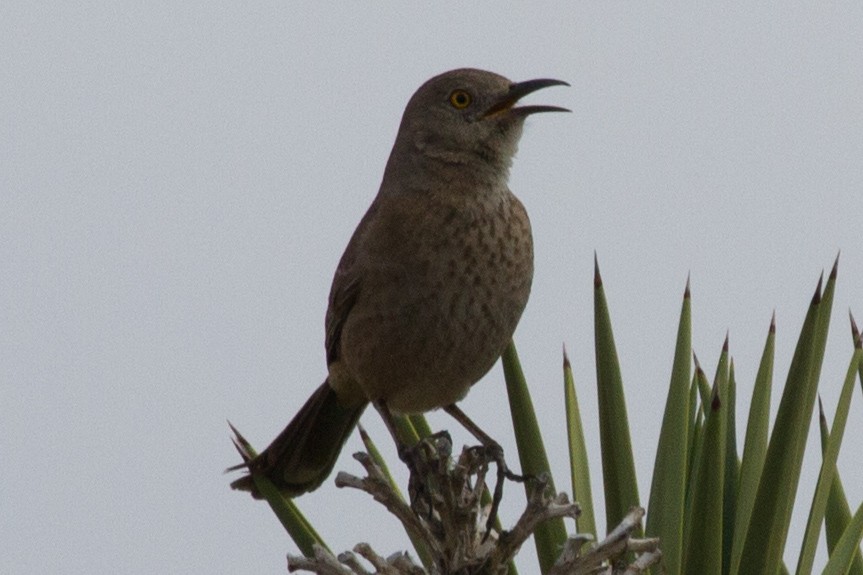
xmin=484 ymin=78 xmax=570 ymax=118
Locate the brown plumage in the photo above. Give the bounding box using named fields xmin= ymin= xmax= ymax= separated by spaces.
xmin=231 ymin=68 xmax=567 ymax=497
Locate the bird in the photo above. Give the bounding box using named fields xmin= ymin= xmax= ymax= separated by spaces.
xmin=230 ymin=68 xmax=568 ymax=498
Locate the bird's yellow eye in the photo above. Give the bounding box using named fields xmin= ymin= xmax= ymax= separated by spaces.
xmin=449 ymin=89 xmax=472 ymax=109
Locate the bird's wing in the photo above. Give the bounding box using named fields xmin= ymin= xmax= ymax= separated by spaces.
xmin=325 ymin=201 xmax=382 ymax=366
xmin=325 ymin=267 xmax=360 ymax=366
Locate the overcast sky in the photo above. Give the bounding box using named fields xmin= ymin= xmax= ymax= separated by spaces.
xmin=3 ymin=3 xmax=862 ymax=573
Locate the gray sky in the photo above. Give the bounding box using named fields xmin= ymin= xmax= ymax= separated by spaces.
xmin=3 ymin=3 xmax=862 ymax=573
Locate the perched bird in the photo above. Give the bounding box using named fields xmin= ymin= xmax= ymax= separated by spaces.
xmin=230 ymin=68 xmax=568 ymax=498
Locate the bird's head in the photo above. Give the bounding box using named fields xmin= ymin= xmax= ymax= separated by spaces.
xmin=390 ymin=68 xmax=569 ymax=178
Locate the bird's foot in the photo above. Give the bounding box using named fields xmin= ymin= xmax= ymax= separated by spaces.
xmin=399 ymin=431 xmax=453 ymax=519
xmin=396 ymin=430 xmax=452 ymax=465
xmin=391 ymin=425 xmax=535 ymax=540
xmin=475 ymin=440 xmax=532 ymax=538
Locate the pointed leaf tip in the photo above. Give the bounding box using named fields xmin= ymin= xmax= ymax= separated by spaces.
xmin=562 ymin=344 xmax=571 ymax=369
xmin=226 ymin=421 xmax=254 ymax=466
xmin=851 ymin=311 xmax=862 ymax=348
xmin=830 ymin=252 xmax=840 ymax=279
xmin=811 ymin=272 xmax=824 ymax=305
xmin=228 ymin=440 xmax=249 ymax=468
xmin=594 ymin=253 xmax=602 ymax=288
xmin=693 ymin=351 xmax=702 ymax=372
xmin=723 ymin=331 xmax=729 ymax=352
xmin=228 ymin=421 xmax=250 ymax=448
xmin=770 ymin=310 xmax=776 ymax=333
xmin=711 ymin=388 xmax=722 ymax=412
xmin=818 ymin=395 xmax=825 ymax=421
xmin=684 ymin=273 xmax=691 ymax=299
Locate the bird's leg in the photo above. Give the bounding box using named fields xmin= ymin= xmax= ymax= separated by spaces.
xmin=373 ymin=400 xmax=443 ymax=517
xmin=443 ymin=403 xmax=528 ymax=534
xmin=443 ymin=403 xmax=525 ymax=481
xmin=373 ymin=399 xmax=452 ymax=458
xmin=373 ymin=399 xmax=411 ymax=460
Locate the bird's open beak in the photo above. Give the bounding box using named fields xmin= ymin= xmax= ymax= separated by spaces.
xmin=483 ymin=78 xmax=570 ymax=118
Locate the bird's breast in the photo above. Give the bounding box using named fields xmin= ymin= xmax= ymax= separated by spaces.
xmin=339 ymin=190 xmax=533 ymax=412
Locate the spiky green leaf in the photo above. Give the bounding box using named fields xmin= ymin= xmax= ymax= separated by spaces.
xmin=502 ymin=341 xmax=567 ymax=573
xmin=739 ymin=263 xmax=836 ymax=574
xmin=823 ymin=503 xmax=863 ymax=575
xmin=724 ymin=356 xmax=740 ymax=574
xmin=563 ymin=347 xmax=597 ymax=537
xmin=593 ymin=257 xmax=640 ymax=533
xmin=819 ymin=398 xmax=863 ymax=575
xmin=728 ymin=315 xmax=775 ymax=575
xmin=228 ymin=425 xmax=328 ymax=558
xmin=645 ymin=279 xmax=691 ymax=575
xmin=683 ymin=374 xmax=726 ymax=575
xmin=796 ymin=346 xmax=862 ymax=574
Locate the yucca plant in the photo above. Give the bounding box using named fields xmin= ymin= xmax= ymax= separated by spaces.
xmin=230 ymin=257 xmax=863 ymax=574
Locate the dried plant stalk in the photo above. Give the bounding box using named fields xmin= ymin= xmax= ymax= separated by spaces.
xmin=287 ymin=436 xmax=661 ymax=575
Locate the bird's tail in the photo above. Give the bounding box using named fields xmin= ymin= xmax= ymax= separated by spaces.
xmin=230 ymin=379 xmax=366 ymax=497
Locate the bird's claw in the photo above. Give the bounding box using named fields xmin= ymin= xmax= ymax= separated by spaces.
xmin=478 ymin=440 xmax=531 ymax=538
xmin=401 ymin=431 xmax=453 ymax=518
